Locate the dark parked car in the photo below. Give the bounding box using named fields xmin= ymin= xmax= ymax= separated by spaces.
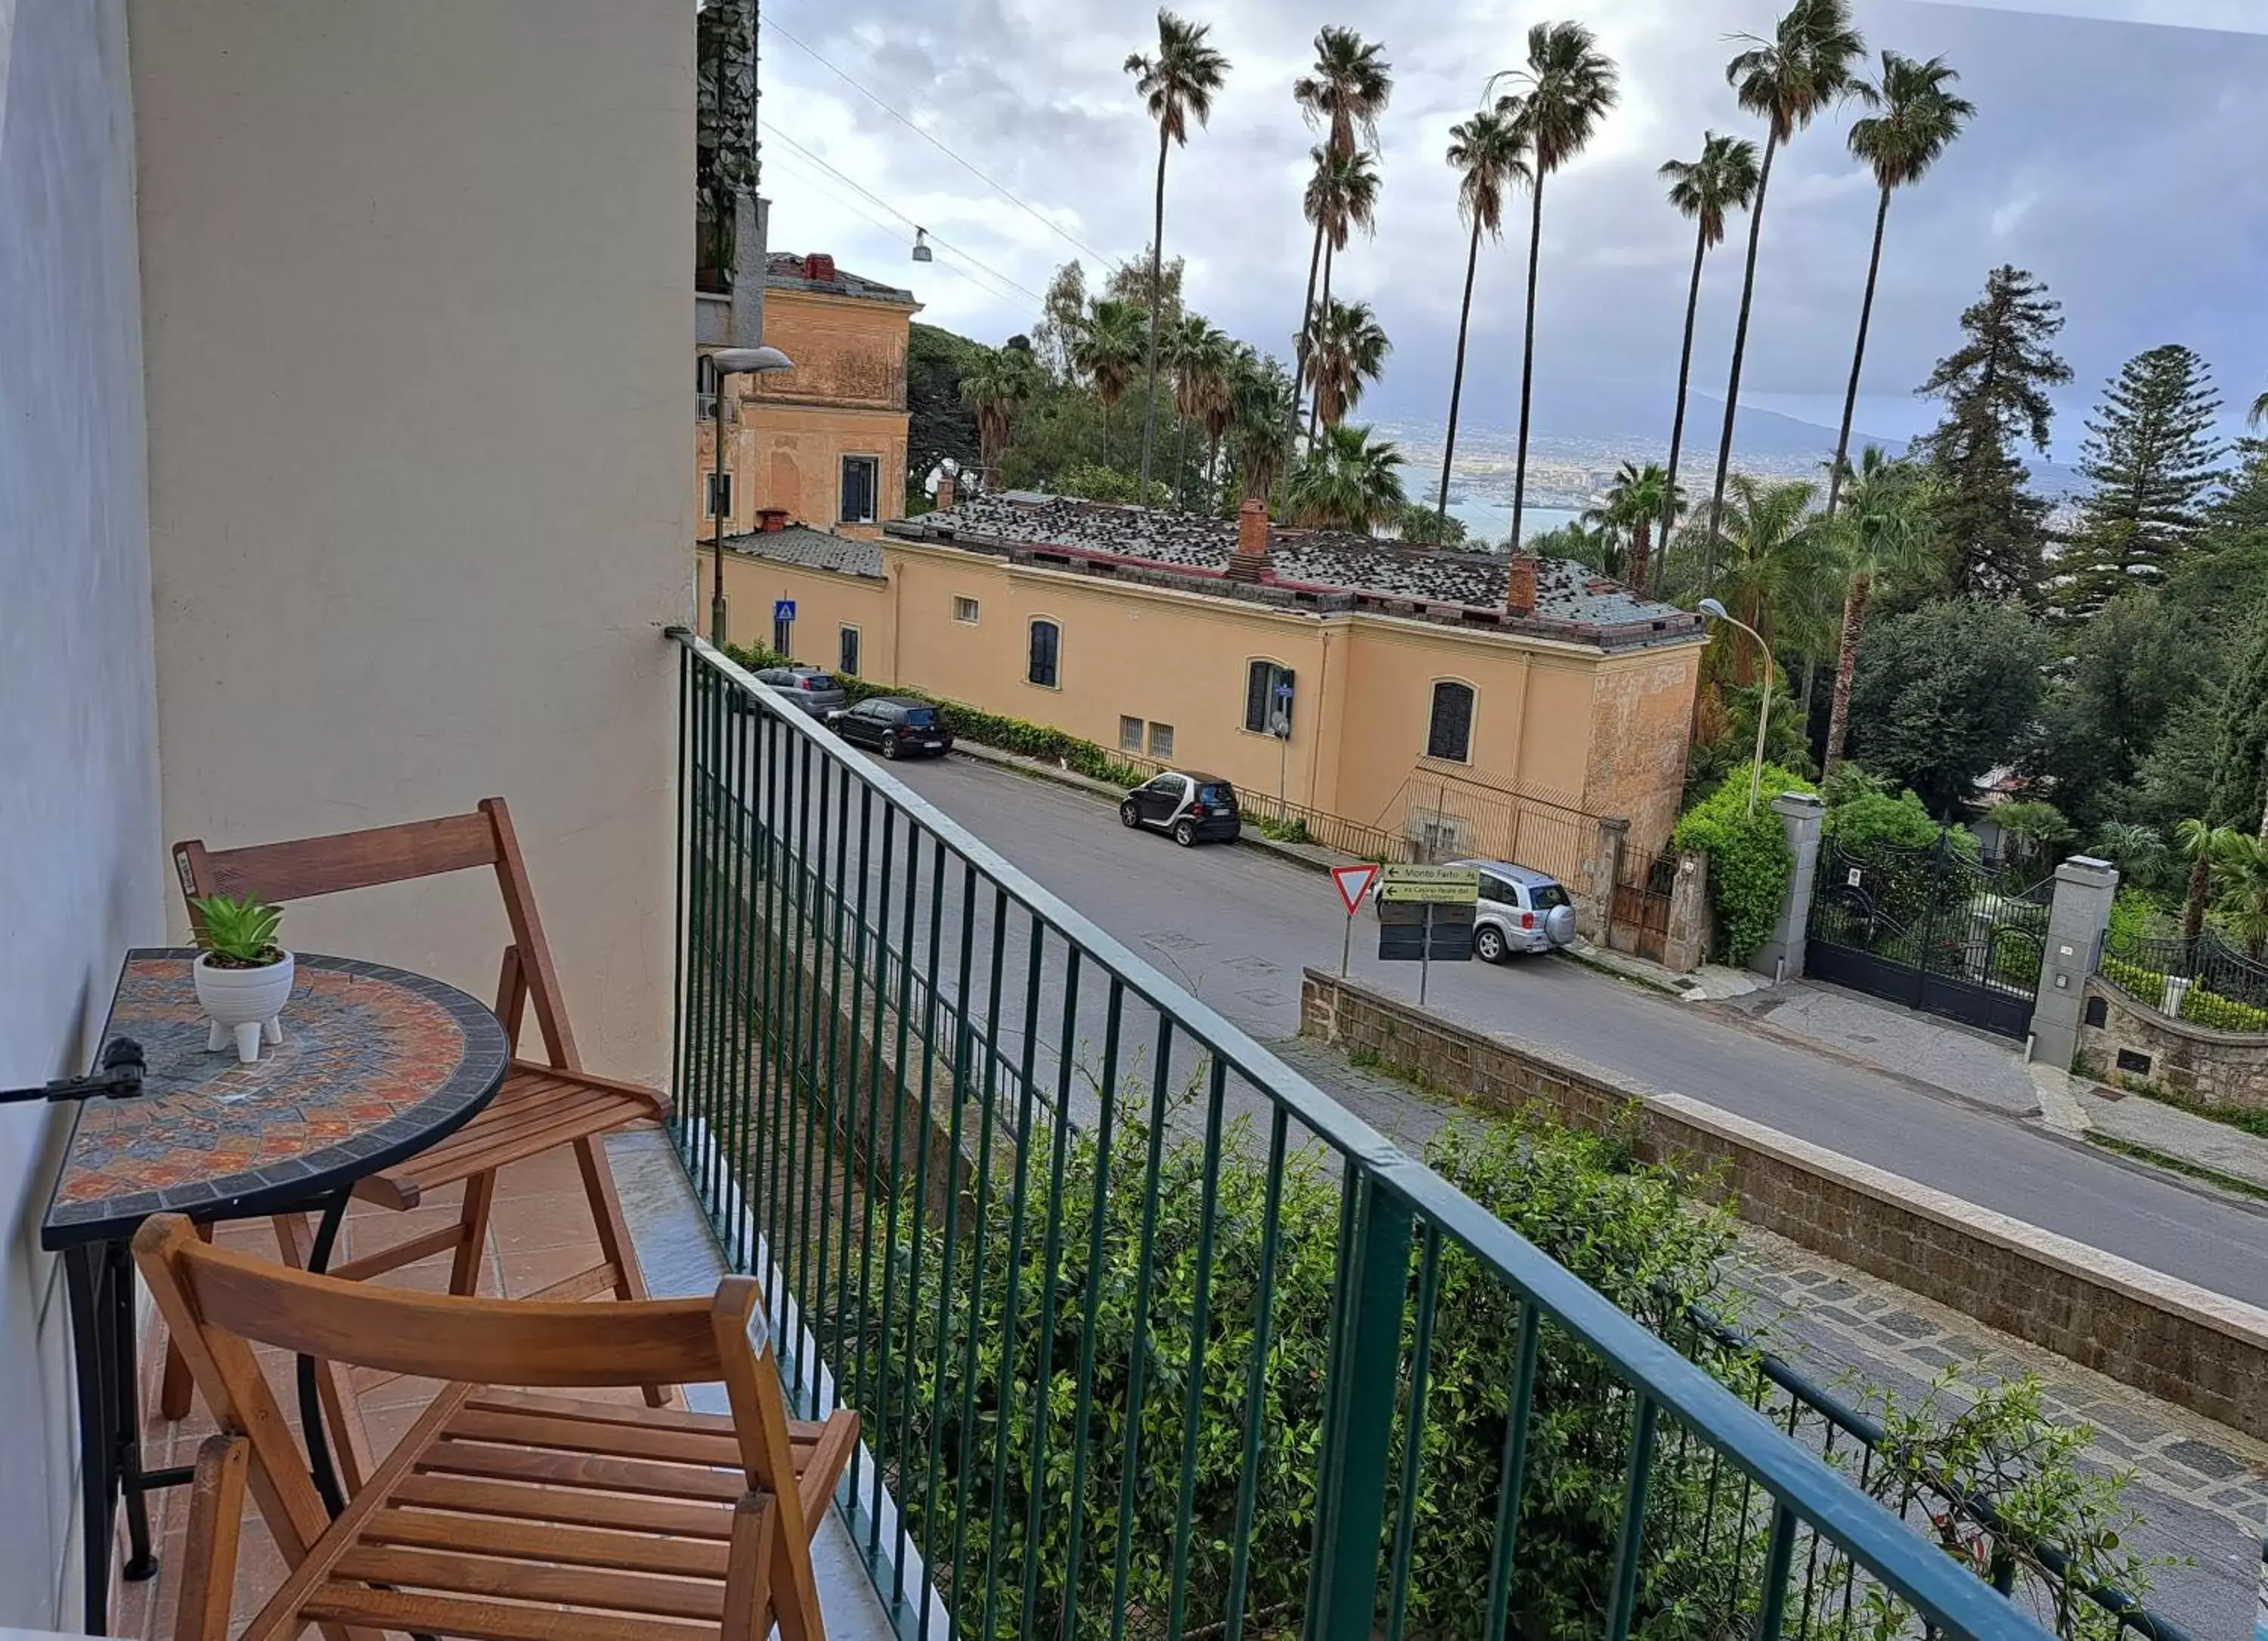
xmin=828 ymin=696 xmax=954 ymax=760
xmin=1120 ymin=771 xmax=1241 ymax=846
xmin=753 ymin=665 xmax=846 ymax=721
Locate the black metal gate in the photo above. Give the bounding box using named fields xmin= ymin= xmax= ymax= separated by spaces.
xmin=1805 ymin=831 xmax=2051 ymax=1040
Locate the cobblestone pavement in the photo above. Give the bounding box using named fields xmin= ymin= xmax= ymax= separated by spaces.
xmin=1728 ymin=1225 xmax=2263 ymax=1639
xmin=1266 ymin=1031 xmax=2264 ymax=1640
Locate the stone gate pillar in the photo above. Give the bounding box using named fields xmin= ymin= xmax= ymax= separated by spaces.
xmin=2032 ymin=855 xmax=2119 ymax=1069
xmin=1752 ymin=792 xmax=1826 ymax=982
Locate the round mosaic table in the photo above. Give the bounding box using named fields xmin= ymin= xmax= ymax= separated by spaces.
xmin=41 ymin=948 xmax=510 ymax=1633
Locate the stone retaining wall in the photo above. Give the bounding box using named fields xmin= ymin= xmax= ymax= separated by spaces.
xmin=1302 ymin=968 xmax=2268 ymax=1441
xmin=2081 ymin=976 xmax=2268 ymax=1114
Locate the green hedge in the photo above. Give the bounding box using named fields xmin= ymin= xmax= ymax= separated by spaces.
xmin=2098 ymin=954 xmax=2268 ymax=1032
xmin=723 ymin=641 xmax=1150 ymax=787
xmin=1672 ymin=765 xmax=1816 ymax=966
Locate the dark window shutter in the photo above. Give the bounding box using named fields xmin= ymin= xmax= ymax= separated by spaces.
xmin=1427 ymin=682 xmax=1474 ymax=762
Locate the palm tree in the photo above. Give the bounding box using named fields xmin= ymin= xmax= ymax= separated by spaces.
xmin=1658 ymin=133 xmax=1761 ymax=592
xmin=1070 ymin=297 xmax=1147 ymax=438
xmin=1822 ymin=449 xmax=1938 ymax=772
xmin=1285 ymin=422 xmax=1407 ymax=534
xmin=2177 ymin=819 xmax=2231 ymax=946
xmin=1124 ymin=11 xmax=1230 ymax=504
xmin=1300 ymin=150 xmax=1383 ymax=445
xmin=1287 ymin=29 xmax=1393 ymax=467
xmin=1489 ymin=22 xmax=1619 ymax=551
xmin=1703 ymin=474 xmax=1844 ymax=687
xmin=1303 ymin=299 xmax=1390 ymax=430
xmin=1200 ymin=341 xmax=1247 ymax=504
xmin=958 ymin=346 xmax=1033 ymax=476
xmin=2252 ymin=390 xmax=2268 ymax=430
xmin=1706 ymin=0 xmax=1868 ymax=562
xmin=2092 ymin=821 xmax=2167 ymax=890
xmin=2215 ymin=832 xmax=2268 ymax=961
xmin=1585 ymin=461 xmax=1678 ymax=592
xmin=1436 ymin=107 xmax=1531 ymax=528
xmin=1167 ymin=315 xmax=1231 ymax=508
xmin=1827 ymin=53 xmax=1974 ymax=516
xmin=1227 ymin=351 xmax=1297 ymax=505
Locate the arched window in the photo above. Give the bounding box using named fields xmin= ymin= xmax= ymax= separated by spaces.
xmin=1427 ymin=680 xmax=1475 ymax=762
xmin=1244 ymin=659 xmax=1294 ymax=735
xmin=1027 ymin=619 xmax=1061 ymax=688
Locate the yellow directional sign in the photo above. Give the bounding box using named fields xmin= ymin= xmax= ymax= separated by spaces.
xmin=1378 ymin=864 xmax=1479 ymax=904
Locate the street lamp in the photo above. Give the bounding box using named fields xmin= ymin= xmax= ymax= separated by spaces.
xmin=705 ymin=345 xmax=795 ymax=644
xmin=1698 ymin=597 xmax=1774 ymax=818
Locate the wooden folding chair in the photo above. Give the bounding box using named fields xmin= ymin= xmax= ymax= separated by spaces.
xmin=161 ymin=797 xmax=673 ymax=1456
xmin=138 ymin=1213 xmax=858 ymax=1641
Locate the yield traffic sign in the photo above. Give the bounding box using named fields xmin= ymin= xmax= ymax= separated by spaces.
xmin=1331 ymin=862 xmax=1381 ymax=916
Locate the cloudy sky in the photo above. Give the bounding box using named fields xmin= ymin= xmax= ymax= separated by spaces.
xmin=751 ymin=0 xmax=2268 ymax=458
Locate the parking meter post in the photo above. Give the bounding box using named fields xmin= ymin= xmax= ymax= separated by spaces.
xmin=1419 ymin=902 xmax=1433 ymax=1005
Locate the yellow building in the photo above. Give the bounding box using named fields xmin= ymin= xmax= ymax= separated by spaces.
xmin=697 ymin=251 xmax=918 ymax=540
xmin=711 ymin=490 xmax=1706 ymax=863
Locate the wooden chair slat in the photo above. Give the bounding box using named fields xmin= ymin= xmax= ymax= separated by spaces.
xmin=445 ymin=1404 xmax=745 ymax=1468
xmin=178 ymin=813 xmax=501 ymax=906
xmin=330 ymin=1545 xmax=726 ymax=1621
xmin=386 ymin=1474 xmax=736 ymax=1540
xmin=418 ymin=1437 xmax=748 ymax=1503
xmin=299 ymin=1586 xmax=714 ymax=1641
xmin=387 ymin=1090 xmax=649 ymax=1190
xmin=468 ymin=1386 xmax=739 ymax=1435
xmin=365 ymin=1507 xmax=735 ymax=1577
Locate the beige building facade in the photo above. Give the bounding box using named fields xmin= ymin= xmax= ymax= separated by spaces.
xmin=713 ymin=494 xmax=1703 ymax=857
xmin=698 ymin=253 xmax=917 ymax=541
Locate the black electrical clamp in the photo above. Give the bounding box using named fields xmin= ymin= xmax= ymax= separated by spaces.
xmin=0 ymin=1037 xmax=147 ymax=1106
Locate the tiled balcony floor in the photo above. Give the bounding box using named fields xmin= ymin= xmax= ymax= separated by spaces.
xmin=110 ymin=1128 xmax=895 ymax=1641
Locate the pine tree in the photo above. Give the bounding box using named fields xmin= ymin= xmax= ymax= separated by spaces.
xmin=2062 ymin=344 xmax=2225 ymax=616
xmin=1910 ymin=266 xmax=2071 ymax=599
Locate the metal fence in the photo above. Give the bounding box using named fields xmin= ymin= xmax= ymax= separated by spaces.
xmin=2100 ymin=927 xmax=2268 ymax=1031
xmin=667 ymin=631 xmax=2045 ymax=1641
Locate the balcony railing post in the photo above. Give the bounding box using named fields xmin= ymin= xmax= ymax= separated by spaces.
xmin=1309 ymin=1177 xmax=1414 ymax=1641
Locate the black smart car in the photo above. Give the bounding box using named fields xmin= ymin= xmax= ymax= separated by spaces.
xmin=1120 ymin=771 xmax=1241 ymax=846
xmin=827 ymin=696 xmax=954 ymax=760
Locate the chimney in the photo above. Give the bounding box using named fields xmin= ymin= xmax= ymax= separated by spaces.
xmin=758 ymin=507 xmax=789 ymax=533
xmin=1225 ymin=498 xmax=1271 ymax=583
xmin=934 ymin=467 xmax=957 ymax=513
xmin=1505 ymin=554 xmax=1537 ymax=616
xmin=804 ymin=253 xmax=837 ymax=284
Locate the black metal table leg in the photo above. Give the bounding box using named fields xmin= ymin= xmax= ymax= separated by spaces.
xmin=298 ymin=1189 xmax=354 ymax=1517
xmin=107 ymin=1238 xmax=160 ymax=1581
xmin=64 ymin=1244 xmax=116 ymax=1636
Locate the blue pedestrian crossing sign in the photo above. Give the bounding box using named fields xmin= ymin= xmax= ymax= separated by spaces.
xmin=773 ymin=599 xmax=796 ymax=623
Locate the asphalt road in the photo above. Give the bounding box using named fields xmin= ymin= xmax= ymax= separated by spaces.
xmin=841 ymin=753 xmax=2268 ymax=1312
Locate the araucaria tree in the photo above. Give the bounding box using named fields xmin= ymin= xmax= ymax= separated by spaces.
xmin=1707 ymin=0 xmax=1867 ymax=556
xmin=1124 ymin=11 xmax=1229 ymax=505
xmin=1910 ymin=265 xmax=2072 ymax=598
xmin=1493 ymin=20 xmax=1619 ymax=551
xmin=1828 ymin=52 xmax=1974 ymax=516
xmin=1658 ymin=132 xmax=1759 ymax=590
xmin=1436 ymin=106 xmax=1529 ymax=528
xmin=2064 ymin=344 xmax=2226 ymax=616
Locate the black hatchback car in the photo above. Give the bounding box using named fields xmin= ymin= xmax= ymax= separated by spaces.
xmin=1120 ymin=771 xmax=1241 ymax=846
xmin=827 ymin=696 xmax=954 ymax=760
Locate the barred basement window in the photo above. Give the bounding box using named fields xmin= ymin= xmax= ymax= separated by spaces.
xmin=1120 ymin=716 xmax=1145 ymax=753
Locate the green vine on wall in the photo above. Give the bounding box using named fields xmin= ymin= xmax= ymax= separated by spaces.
xmin=1672 ymin=765 xmax=1816 ymax=966
xmin=696 ymin=0 xmax=756 ymax=284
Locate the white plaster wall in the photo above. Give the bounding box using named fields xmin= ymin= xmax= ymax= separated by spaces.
xmin=0 ymin=0 xmax=163 ymax=1624
xmin=132 ymin=0 xmax=696 ymax=1081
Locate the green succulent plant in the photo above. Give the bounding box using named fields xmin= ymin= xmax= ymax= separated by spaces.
xmin=189 ymin=894 xmax=287 ymax=967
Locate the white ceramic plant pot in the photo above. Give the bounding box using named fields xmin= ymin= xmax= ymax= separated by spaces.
xmin=194 ymin=949 xmax=296 ymax=1063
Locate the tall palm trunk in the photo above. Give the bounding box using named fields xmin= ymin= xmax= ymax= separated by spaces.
xmin=1704 ymin=126 xmax=1780 ymax=580
xmin=1628 ymin=516 xmax=1653 ymax=596
xmin=1659 ymin=216 xmax=1709 ymax=597
xmin=1206 ymin=429 xmax=1222 ymax=507
xmin=1509 ymin=174 xmax=1548 ymax=551
xmin=2185 ymin=852 xmax=2212 ymax=945
xmin=1137 ymin=126 xmax=1170 ymax=501
xmin=1278 ymin=219 xmax=1327 ymax=510
xmin=1823 ymin=569 xmax=1870 ymax=774
xmin=1826 ymin=185 xmax=1893 ymax=516
xmin=1307 ymin=243 xmax=1335 ymax=443
xmin=1436 ymin=216 xmax=1486 ymax=528
xmin=1173 ymin=406 xmax=1192 ymax=510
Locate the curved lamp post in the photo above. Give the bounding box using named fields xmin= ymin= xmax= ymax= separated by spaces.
xmin=706 ymin=345 xmax=795 ymax=644
xmin=1699 ymin=597 xmax=1773 ymax=817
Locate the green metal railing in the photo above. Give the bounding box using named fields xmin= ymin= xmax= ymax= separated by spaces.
xmin=667 ymin=631 xmax=2047 ymax=1641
